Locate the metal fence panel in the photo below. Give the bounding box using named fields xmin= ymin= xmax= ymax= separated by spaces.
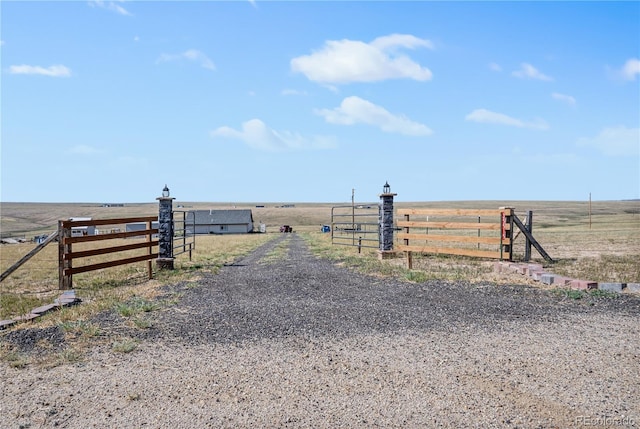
xmin=172 ymin=210 xmax=196 ymax=259
xmin=331 ymin=204 xmax=380 ymax=250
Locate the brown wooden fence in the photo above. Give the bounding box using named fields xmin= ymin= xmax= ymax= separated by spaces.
xmin=58 ymin=216 xmax=159 ymax=289
xmin=396 ymin=208 xmax=514 ymax=268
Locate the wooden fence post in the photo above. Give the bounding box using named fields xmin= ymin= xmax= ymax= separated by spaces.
xmin=500 ymin=207 xmax=514 ymax=262
xmin=58 ymin=220 xmax=72 ymax=290
xmin=404 ymin=213 xmax=413 ymax=269
xmin=524 ymin=210 xmax=533 ymax=262
xmin=146 ymin=219 xmax=153 ymax=279
xmin=512 ymin=214 xmax=553 ymax=263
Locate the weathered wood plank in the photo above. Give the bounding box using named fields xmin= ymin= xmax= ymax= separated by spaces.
xmin=64 ymin=240 xmax=158 ymax=260
xmin=61 ymin=216 xmax=157 ymax=228
xmin=397 ymin=233 xmax=502 ymax=245
xmin=396 ymin=221 xmax=506 ymax=230
xmin=64 ymin=253 xmax=159 ymax=276
xmin=64 ymin=229 xmax=159 ymax=244
xmin=0 ymin=231 xmax=58 ymax=283
xmin=397 ymin=209 xmax=507 ymax=217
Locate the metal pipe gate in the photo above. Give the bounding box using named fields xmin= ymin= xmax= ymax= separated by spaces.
xmin=331 ymin=203 xmax=380 ymax=251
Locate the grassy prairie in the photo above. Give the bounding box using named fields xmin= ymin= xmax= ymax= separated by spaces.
xmin=0 ymin=233 xmax=276 ymax=320
xmin=1 ymin=200 xmax=638 ymax=321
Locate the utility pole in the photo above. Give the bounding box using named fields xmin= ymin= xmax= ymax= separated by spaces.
xmin=589 ymin=192 xmax=591 ymax=229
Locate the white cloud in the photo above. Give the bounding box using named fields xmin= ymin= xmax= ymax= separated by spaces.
xmin=315 ymin=96 xmax=432 ymax=136
xmin=370 ymin=34 xmax=434 ymax=51
xmin=88 ymin=0 xmax=132 ymax=16
xmin=291 ymin=34 xmax=433 ymax=84
xmin=9 ymin=64 xmax=72 ymax=77
xmin=465 ymin=109 xmax=549 ymax=130
xmin=182 ymin=49 xmax=216 ymax=71
xmin=577 ymin=126 xmax=639 ymax=156
xmin=157 ymin=49 xmax=216 ymax=71
xmin=620 ymin=58 xmax=640 ymax=81
xmin=551 ymin=92 xmax=576 ymax=106
xmin=512 ymin=63 xmax=553 ymax=81
xmin=211 ymin=119 xmax=336 ymax=152
xmin=489 ymin=62 xmax=502 ymax=72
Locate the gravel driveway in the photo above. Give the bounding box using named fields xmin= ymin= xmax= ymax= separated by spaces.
xmin=2 ymin=234 xmax=639 ymax=428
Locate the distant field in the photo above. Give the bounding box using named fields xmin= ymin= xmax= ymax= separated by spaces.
xmin=2 ymin=199 xmax=639 ymax=240
xmin=2 ymin=200 xmax=639 ymax=259
xmin=1 ymin=200 xmax=638 ymax=319
xmin=0 ymin=201 xmax=338 ymax=237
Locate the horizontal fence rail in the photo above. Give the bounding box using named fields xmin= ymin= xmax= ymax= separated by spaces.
xmin=396 ymin=208 xmax=513 ymax=268
xmin=59 ymin=216 xmax=159 ymax=290
xmin=331 ymin=204 xmax=380 ymax=251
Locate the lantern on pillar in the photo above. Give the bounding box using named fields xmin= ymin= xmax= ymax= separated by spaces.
xmin=383 ymin=181 xmax=391 ymax=194
xmin=162 ymin=184 xmax=170 ymax=198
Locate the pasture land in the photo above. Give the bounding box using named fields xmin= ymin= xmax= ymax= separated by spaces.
xmin=1 ymin=200 xmax=638 ymax=320
xmin=3 ymin=199 xmax=639 ymax=252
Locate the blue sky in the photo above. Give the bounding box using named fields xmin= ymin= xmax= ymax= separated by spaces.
xmin=1 ymin=1 xmax=639 ymax=203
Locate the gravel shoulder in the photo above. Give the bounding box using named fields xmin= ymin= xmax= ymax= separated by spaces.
xmin=2 ymin=234 xmax=639 ymax=428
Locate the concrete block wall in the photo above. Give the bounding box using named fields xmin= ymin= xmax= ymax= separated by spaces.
xmin=627 ymin=283 xmax=640 ymax=293
xmin=494 ymin=262 xmax=636 ymax=294
xmin=0 ymin=290 xmax=81 ymax=330
xmin=598 ymin=283 xmax=626 ymax=293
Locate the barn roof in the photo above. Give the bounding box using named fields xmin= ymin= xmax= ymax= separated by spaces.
xmin=189 ymin=209 xmax=253 ymax=225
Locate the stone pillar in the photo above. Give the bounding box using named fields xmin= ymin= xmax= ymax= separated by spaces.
xmin=378 ymin=183 xmax=397 ymax=259
xmin=156 ymin=186 xmax=175 ymax=270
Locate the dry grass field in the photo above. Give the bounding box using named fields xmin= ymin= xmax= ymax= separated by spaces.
xmin=1 ymin=200 xmax=638 ymax=322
